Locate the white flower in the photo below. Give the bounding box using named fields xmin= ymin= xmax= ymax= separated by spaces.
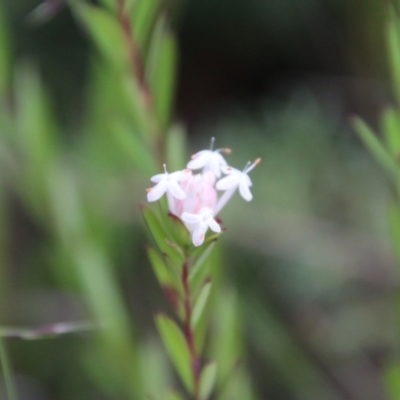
xmin=147 ymin=165 xmax=191 ymax=202
xmin=144 ymin=139 xmax=260 ymax=247
xmin=181 ymin=206 xmax=221 ymax=246
xmin=168 ymin=171 xmax=217 ymax=217
xmin=186 ymin=137 xmax=231 ymax=178
xmin=215 ymin=158 xmax=261 ymax=214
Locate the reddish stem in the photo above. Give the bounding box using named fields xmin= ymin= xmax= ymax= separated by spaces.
xmin=182 ymin=260 xmax=200 ymax=400
xmin=116 ymin=0 xmax=152 ymax=107
xmin=116 ymin=0 xmax=165 ymax=167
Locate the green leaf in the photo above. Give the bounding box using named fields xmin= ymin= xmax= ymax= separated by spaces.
xmin=88 ymin=62 xmax=152 ymax=143
xmin=167 ymin=212 xmax=192 ymax=247
xmin=96 ymin=0 xmax=117 ymax=12
xmin=388 ymin=9 xmax=400 ymax=106
xmin=389 ymin=204 xmax=400 ymax=265
xmin=131 ymin=0 xmax=159 ymax=48
xmin=14 ymin=64 xmax=57 ymax=216
xmin=146 ymin=16 xmax=177 ymax=128
xmin=147 ymin=246 xmax=183 ymax=312
xmin=72 ymin=3 xmax=128 ymax=70
xmin=111 ymin=119 xmax=157 ymax=174
xmin=141 ymin=204 xmax=184 ymax=266
xmin=385 ymin=361 xmax=400 ymax=400
xmin=0 ymin=3 xmax=9 ymax=93
xmin=154 ymin=31 xmax=176 ymax=129
xmin=155 ymin=314 xmax=193 ymax=392
xmin=352 ymin=116 xmax=400 ymax=179
xmin=199 ymin=362 xmax=217 ymax=400
xmin=382 ymin=107 xmax=400 ymax=158
xmin=167 ymin=390 xmax=185 ymax=400
xmin=189 ymin=241 xmax=216 ymax=283
xmin=192 ymin=280 xmax=212 ymax=329
xmin=166 ymin=124 xmax=188 ymax=171
xmin=147 ymin=246 xmax=174 ymax=287
xmin=15 ymin=64 xmax=56 ymax=166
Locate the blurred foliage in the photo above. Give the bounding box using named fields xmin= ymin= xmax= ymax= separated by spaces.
xmin=0 ymin=0 xmax=397 ymax=400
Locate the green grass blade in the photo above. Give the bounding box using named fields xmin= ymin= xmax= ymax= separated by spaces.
xmin=352 ymin=116 xmax=400 ymax=179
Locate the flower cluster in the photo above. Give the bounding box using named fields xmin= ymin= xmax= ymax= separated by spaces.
xmin=146 ymin=139 xmax=260 ymax=246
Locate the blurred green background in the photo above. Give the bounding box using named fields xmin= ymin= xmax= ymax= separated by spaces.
xmin=0 ymin=0 xmax=397 ymax=399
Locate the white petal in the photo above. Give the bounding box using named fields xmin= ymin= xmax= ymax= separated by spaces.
xmin=220 ymin=165 xmax=236 ymax=175
xmin=216 ymin=174 xmax=240 ymax=191
xmin=207 ymin=217 xmax=221 ymax=233
xmin=243 ymin=173 xmax=252 ymax=187
xmin=239 ymin=179 xmax=252 ymax=201
xmin=192 ymin=222 xmax=207 ymax=246
xmin=147 ymin=181 xmax=167 ymax=202
xmin=181 ymin=212 xmax=202 ymax=224
xmin=187 ymin=151 xmax=211 ymax=170
xmin=214 ymin=152 xmax=228 ymax=166
xmin=167 ymin=180 xmax=186 ymax=200
xmin=209 ymin=156 xmax=222 ymax=178
xmin=150 ymin=173 xmax=167 ymax=183
xmin=170 ymin=169 xmax=191 ymax=181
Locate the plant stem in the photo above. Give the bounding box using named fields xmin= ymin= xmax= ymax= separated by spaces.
xmin=0 ymin=338 xmax=17 ymax=400
xmin=182 ymin=259 xmax=200 ymax=400
xmin=116 ymin=0 xmax=152 ymax=106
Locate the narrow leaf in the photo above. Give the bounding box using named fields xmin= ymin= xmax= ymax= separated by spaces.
xmin=15 ymin=64 xmax=56 ymax=168
xmin=0 ymin=3 xmax=9 ymax=93
xmin=388 ymin=9 xmax=400 ymax=105
xmin=352 ymin=116 xmax=400 ymax=179
xmin=199 ymin=362 xmax=217 ymax=400
xmin=385 ymin=361 xmax=400 ymax=400
xmin=167 ymin=212 xmax=192 ymax=247
xmin=192 ymin=280 xmax=212 ymax=329
xmin=189 ymin=241 xmax=216 ymax=283
xmin=147 ymin=246 xmax=174 ymax=287
xmin=131 ymin=0 xmax=159 ymax=47
xmin=146 ymin=16 xmax=177 ymax=128
xmin=153 ymin=31 xmax=177 ymax=128
xmin=141 ymin=204 xmax=184 ymax=266
xmin=97 ymin=0 xmax=116 ymax=12
xmin=72 ymin=3 xmax=128 ymax=70
xmin=112 ymin=119 xmax=157 ymax=174
xmin=382 ymin=107 xmax=400 ymax=158
xmin=147 ymin=246 xmax=183 ymax=310
xmin=155 ymin=314 xmax=193 ymax=392
xmin=389 ymin=204 xmax=400 ymax=265
xmin=167 ymin=391 xmax=185 ymax=400
xmin=14 ymin=64 xmax=57 ymax=216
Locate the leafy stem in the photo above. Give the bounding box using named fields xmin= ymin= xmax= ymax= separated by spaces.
xmin=116 ymin=0 xmax=151 ymax=105
xmin=182 ymin=258 xmax=200 ymax=400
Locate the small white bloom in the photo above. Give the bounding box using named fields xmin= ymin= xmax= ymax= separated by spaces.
xmin=214 ymin=158 xmax=261 ymax=214
xmin=216 ymin=158 xmax=261 ymax=201
xmin=181 ymin=206 xmax=221 ymax=246
xmin=147 ymin=165 xmax=191 ymax=202
xmin=186 ymin=137 xmax=231 ymax=178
